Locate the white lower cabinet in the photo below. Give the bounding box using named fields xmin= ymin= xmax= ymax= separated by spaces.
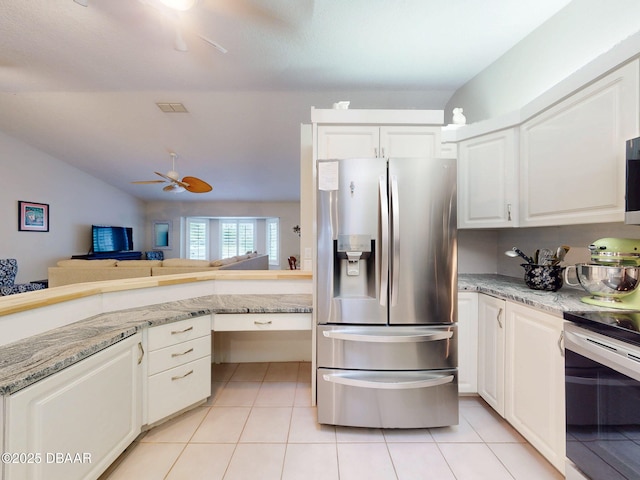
xmin=4 ymin=334 xmax=142 ymax=480
xmin=457 ymin=292 xmax=478 ymax=394
xmin=145 ymin=315 xmax=212 ymax=425
xmin=476 ymin=294 xmax=565 ymax=473
xmin=505 ymin=302 xmax=566 ymax=474
xmin=477 ymin=294 xmax=506 ymax=415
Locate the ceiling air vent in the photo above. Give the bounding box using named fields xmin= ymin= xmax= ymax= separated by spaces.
xmin=156 ymin=103 xmax=188 ymax=113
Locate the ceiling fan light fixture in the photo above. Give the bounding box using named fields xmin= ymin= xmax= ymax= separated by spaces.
xmin=158 ymin=0 xmax=197 ymax=11
xmin=163 ymin=184 xmax=186 ymax=193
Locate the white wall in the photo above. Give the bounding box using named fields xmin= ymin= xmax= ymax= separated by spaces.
xmin=144 ymin=200 xmax=300 ymax=270
xmin=446 ymin=0 xmax=640 ymax=123
xmin=1 ymin=131 xmax=145 ymax=283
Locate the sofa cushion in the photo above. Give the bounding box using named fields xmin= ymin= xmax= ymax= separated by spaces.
xmin=116 ymin=260 xmax=162 ymax=267
xmin=161 ymin=258 xmax=212 ymax=268
xmin=57 ymin=259 xmax=118 ymax=267
xmin=211 ymin=257 xmax=236 ymax=267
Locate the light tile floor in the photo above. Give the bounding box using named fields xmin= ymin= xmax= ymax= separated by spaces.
xmin=100 ymin=362 xmax=563 ymax=480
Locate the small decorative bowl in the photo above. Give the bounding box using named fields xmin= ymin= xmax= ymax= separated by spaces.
xmin=521 ymin=264 xmax=565 ymax=291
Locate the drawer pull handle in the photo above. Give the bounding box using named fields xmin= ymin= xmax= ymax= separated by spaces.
xmin=171 ymin=326 xmax=194 ymax=335
xmin=171 ymin=370 xmax=194 ymax=381
xmin=254 ymin=320 xmax=273 ymax=325
xmin=171 ymin=348 xmax=194 ymax=358
xmin=137 ymin=342 xmax=144 ymax=365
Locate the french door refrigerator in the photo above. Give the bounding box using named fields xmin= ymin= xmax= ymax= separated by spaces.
xmin=316 ymin=157 xmax=458 ymax=428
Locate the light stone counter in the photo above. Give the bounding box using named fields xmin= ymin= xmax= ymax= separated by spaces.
xmin=458 ymin=273 xmax=610 ymax=315
xmin=0 ymin=274 xmax=603 ymax=397
xmin=0 ymin=294 xmax=311 ymax=396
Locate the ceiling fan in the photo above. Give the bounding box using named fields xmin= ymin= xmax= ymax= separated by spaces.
xmin=139 ymin=0 xmax=229 ymax=53
xmin=132 ymin=153 xmax=212 ymax=193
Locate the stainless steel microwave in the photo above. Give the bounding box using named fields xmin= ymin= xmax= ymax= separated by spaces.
xmin=626 ymin=136 xmax=640 ymax=224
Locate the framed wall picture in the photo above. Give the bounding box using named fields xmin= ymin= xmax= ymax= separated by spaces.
xmin=153 ymin=220 xmax=172 ymax=250
xmin=18 ymin=201 xmax=49 ymax=232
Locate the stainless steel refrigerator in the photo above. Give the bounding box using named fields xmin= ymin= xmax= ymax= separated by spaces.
xmin=316 ymin=156 xmax=458 ymax=428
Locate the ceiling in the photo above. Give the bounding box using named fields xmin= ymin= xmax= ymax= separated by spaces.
xmin=0 ymin=0 xmax=572 ymax=202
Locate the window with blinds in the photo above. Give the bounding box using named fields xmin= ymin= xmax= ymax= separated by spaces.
xmin=187 ymin=219 xmax=208 ymax=260
xmin=220 ymin=220 xmax=255 ymax=258
xmin=184 ymin=216 xmax=278 ymax=263
xmin=266 ymin=218 xmax=279 ymax=265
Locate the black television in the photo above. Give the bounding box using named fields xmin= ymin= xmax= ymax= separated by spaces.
xmin=92 ymin=225 xmax=133 ymax=253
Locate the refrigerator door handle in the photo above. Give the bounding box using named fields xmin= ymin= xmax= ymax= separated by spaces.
xmin=322 ymin=372 xmax=455 ymax=390
xmin=322 ymin=329 xmax=453 ymax=343
xmin=390 ymin=175 xmax=400 ymax=306
xmin=379 ymin=175 xmax=389 ymax=306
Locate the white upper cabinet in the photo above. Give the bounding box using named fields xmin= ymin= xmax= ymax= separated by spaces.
xmin=458 ymin=128 xmax=518 ymax=228
xmin=380 ymin=126 xmax=441 ymax=158
xmin=317 ymin=125 xmax=380 ymax=159
xmin=316 ymin=125 xmax=442 ymax=159
xmin=519 ymin=60 xmax=639 ymax=226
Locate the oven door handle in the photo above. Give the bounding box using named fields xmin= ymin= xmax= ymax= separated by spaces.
xmin=322 ymin=372 xmax=454 ymax=390
xmin=565 ymin=325 xmax=640 ymax=382
xmin=322 ymin=329 xmax=453 ymax=343
xmin=565 ymin=328 xmax=621 ymax=360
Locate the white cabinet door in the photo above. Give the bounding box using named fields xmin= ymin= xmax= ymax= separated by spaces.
xmin=317 ymin=126 xmax=380 ymax=159
xmin=457 ymin=292 xmax=478 ymax=394
xmin=519 ymin=60 xmax=639 ymax=226
xmin=505 ymin=302 xmax=565 ymax=473
xmin=380 ymin=126 xmax=441 ymax=158
xmin=458 ymin=128 xmax=518 ymax=228
xmin=5 ymin=334 xmax=142 ymax=480
xmin=477 ymin=294 xmax=506 ymax=415
xmin=316 ymin=125 xmax=442 ymax=159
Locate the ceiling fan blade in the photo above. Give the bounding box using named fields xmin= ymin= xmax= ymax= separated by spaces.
xmin=131 ymin=180 xmax=167 ymax=184
xmin=182 ymin=176 xmax=213 ymax=193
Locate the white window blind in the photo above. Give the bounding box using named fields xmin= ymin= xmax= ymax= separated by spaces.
xmin=266 ymin=218 xmax=279 ymax=265
xmin=221 ymin=220 xmax=255 ymax=258
xmin=187 ymin=219 xmax=208 ymax=260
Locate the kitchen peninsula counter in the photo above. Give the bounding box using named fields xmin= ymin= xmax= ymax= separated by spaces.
xmin=0 ymin=272 xmax=602 ymax=397
xmin=0 ymin=293 xmax=311 ymax=396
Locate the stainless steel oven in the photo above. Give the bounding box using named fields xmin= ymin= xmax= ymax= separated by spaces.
xmin=564 ymin=312 xmax=640 ymax=480
xmin=626 ymin=136 xmax=640 ymax=225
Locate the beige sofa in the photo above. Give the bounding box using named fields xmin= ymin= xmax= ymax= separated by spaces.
xmin=48 ymin=254 xmax=269 ymax=287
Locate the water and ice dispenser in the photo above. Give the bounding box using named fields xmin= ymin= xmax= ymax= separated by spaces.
xmin=333 ymin=234 xmax=376 ymax=298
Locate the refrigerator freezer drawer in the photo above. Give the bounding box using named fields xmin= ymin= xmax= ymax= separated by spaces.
xmin=317 ymin=368 xmax=458 ymax=428
xmin=317 ymin=325 xmax=457 ymax=370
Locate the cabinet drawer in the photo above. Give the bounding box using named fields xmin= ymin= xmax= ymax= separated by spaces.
xmin=148 ymin=335 xmax=211 ymax=376
xmin=213 ymin=313 xmax=312 ymax=331
xmin=147 ymin=315 xmax=211 ymax=351
xmin=147 ymin=356 xmax=211 ymax=425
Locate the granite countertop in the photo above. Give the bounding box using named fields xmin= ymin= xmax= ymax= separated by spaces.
xmin=458 ymin=273 xmax=608 ymax=315
xmin=0 ymin=294 xmax=312 ymax=396
xmin=0 ymin=276 xmax=604 ymax=397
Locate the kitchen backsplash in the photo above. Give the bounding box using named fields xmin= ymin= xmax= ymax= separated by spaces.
xmin=458 ymin=222 xmax=640 ymax=278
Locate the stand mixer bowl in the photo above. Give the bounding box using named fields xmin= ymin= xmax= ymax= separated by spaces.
xmin=566 ymin=264 xmax=640 ymax=302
